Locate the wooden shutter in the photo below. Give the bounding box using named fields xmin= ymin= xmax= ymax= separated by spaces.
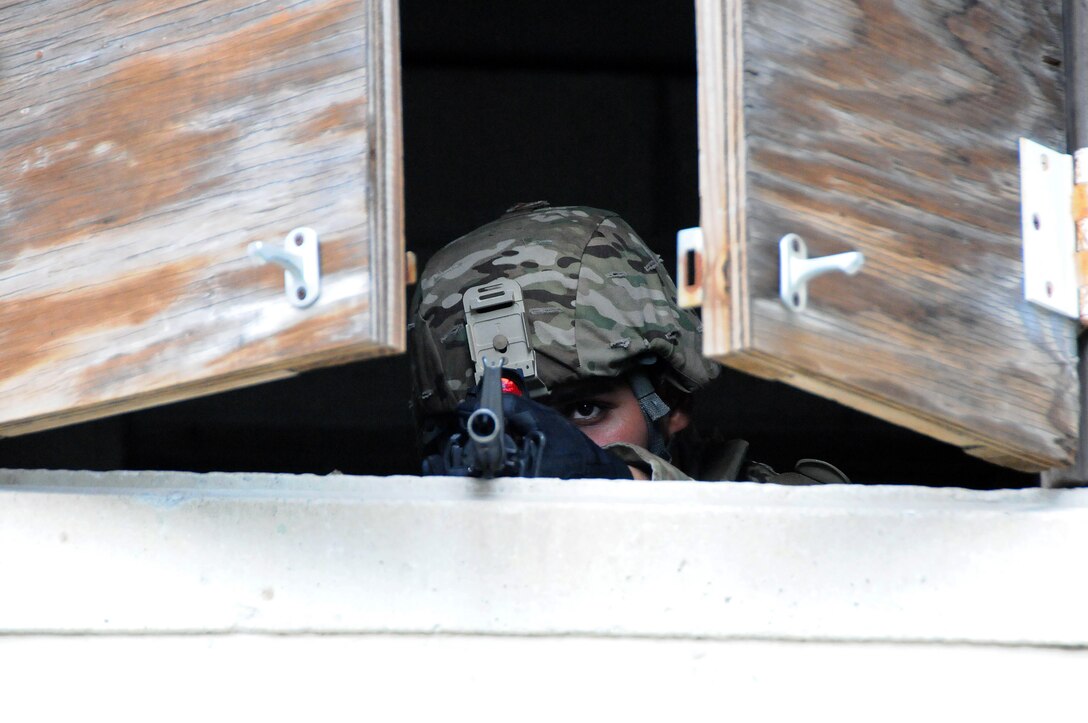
xmin=695 ymin=0 xmax=1075 ymax=471
xmin=0 ymin=0 xmax=403 ymax=435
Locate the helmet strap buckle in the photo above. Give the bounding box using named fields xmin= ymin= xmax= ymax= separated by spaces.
xmin=628 ymin=370 xmax=672 ymax=459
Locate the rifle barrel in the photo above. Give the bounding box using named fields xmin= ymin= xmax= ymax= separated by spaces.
xmin=467 ymin=362 xmax=506 ymax=476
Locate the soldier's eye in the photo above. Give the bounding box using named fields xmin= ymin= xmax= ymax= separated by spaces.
xmin=565 ymin=401 xmax=609 ymax=424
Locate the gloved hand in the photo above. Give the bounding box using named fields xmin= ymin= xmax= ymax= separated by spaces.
xmin=423 ymin=388 xmax=633 ymax=480
xmin=497 ymin=392 xmax=633 ymax=479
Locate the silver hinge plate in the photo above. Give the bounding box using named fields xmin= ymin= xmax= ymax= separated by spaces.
xmin=1020 ymin=138 xmax=1077 ymax=319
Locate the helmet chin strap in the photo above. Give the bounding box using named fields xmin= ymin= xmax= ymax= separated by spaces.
xmin=628 ymin=371 xmax=672 ymax=460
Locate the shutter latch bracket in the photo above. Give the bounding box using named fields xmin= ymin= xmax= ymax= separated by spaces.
xmin=248 ymin=227 xmax=322 ymax=308
xmin=676 ymin=226 xmax=705 ymax=309
xmin=778 ymin=234 xmax=864 ymax=312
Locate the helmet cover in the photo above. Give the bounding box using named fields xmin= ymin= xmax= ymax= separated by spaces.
xmin=409 ymin=204 xmax=719 ymax=419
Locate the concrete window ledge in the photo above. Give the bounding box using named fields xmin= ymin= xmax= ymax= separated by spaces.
xmin=0 ymin=469 xmax=1085 ymax=719
xmin=0 ymin=468 xmax=1085 ymax=642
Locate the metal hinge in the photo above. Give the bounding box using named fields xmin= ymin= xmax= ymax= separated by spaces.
xmin=1020 ymin=138 xmax=1088 ymax=321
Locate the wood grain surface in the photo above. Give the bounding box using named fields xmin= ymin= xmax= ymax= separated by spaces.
xmin=697 ymin=0 xmax=1075 ymax=471
xmin=0 ymin=0 xmax=403 ymax=436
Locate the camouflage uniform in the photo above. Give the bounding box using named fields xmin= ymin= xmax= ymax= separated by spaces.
xmin=606 ymin=442 xmax=691 ymax=480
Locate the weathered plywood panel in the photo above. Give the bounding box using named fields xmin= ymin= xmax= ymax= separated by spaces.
xmin=697 ymin=0 xmax=1076 ymax=470
xmin=0 ymin=0 xmax=403 ymax=435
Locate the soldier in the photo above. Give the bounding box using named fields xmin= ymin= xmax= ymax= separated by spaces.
xmin=408 ymin=202 xmax=847 ymax=483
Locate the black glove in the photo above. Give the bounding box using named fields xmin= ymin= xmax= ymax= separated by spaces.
xmin=424 ymin=389 xmax=633 ymax=480
xmin=501 ymin=392 xmax=633 ymax=479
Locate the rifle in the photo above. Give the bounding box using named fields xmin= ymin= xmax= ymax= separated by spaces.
xmin=430 ymin=360 xmax=545 ymax=478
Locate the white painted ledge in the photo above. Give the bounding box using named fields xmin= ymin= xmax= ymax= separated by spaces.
xmin=1 ymin=635 xmax=1085 ymax=722
xmin=0 ymin=469 xmax=1086 ymax=646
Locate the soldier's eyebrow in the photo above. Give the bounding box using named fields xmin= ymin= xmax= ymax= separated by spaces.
xmin=545 ymin=380 xmax=624 ymax=406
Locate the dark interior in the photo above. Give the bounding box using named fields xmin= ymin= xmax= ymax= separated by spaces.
xmin=0 ymin=0 xmax=1036 ymax=488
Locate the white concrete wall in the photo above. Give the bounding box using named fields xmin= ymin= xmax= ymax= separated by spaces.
xmin=0 ymin=469 xmax=1085 ymax=720
xmin=2 ymin=635 xmax=1085 ymax=721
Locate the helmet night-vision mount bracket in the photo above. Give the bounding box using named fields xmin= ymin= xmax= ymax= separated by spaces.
xmin=462 ymin=278 xmax=548 ymax=398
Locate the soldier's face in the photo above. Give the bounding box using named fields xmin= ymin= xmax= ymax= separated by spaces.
xmin=546 ymin=378 xmax=690 ymax=449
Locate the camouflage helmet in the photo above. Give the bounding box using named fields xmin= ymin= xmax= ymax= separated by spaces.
xmin=408 ymin=203 xmax=719 ymax=419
